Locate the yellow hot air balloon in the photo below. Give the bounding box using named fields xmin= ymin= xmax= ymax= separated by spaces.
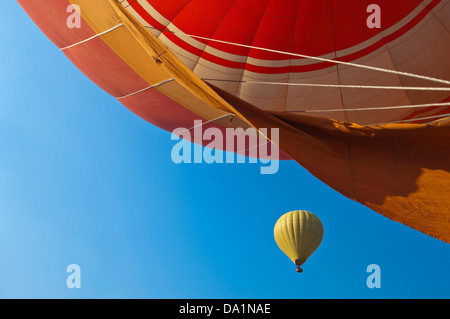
xmin=274 ymin=211 xmax=324 ymax=273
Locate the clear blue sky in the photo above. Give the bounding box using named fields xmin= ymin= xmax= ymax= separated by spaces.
xmin=1 ymin=1 xmax=449 ymax=299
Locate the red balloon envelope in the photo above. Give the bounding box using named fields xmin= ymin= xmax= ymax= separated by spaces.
xmin=17 ymin=0 xmax=450 ymax=242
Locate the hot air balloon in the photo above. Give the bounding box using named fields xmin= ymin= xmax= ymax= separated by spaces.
xmin=16 ymin=0 xmax=450 ymax=242
xmin=274 ymin=211 xmax=324 ymax=273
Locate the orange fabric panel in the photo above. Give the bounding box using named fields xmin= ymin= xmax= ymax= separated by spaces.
xmin=211 ymin=84 xmax=450 ymax=243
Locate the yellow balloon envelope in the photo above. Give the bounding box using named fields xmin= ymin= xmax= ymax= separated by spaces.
xmin=274 ymin=211 xmax=324 ymax=272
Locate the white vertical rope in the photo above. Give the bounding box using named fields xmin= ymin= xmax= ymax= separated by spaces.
xmin=289 ymin=102 xmax=450 ymax=113
xmin=116 ymin=78 xmax=174 ymax=99
xmin=368 ymin=112 xmax=450 ymax=126
xmin=144 ymin=26 xmax=450 ymax=86
xmin=172 ymin=113 xmax=235 ymax=135
xmin=203 ymin=78 xmax=450 ymax=92
xmin=60 ymin=24 xmax=124 ymax=51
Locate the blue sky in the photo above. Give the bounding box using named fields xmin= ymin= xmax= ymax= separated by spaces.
xmin=1 ymin=1 xmax=449 ymax=299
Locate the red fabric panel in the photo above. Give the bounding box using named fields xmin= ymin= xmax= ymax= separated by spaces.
xmin=137 ymin=0 xmax=427 ymax=59
xmin=131 ymin=0 xmax=439 ymax=73
xmin=63 ymin=37 xmax=150 ymax=97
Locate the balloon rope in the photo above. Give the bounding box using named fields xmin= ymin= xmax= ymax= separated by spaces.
xmin=60 ymin=24 xmax=124 ymax=51
xmin=172 ymin=113 xmax=235 ymax=135
xmin=144 ymin=26 xmax=450 ymax=87
xmin=368 ymin=112 xmax=450 ymax=126
xmin=286 ymin=102 xmax=450 ymax=113
xmin=116 ymin=78 xmax=175 ymax=99
xmin=203 ymin=78 xmax=450 ymax=92
xmin=117 ymin=0 xmax=137 ymax=8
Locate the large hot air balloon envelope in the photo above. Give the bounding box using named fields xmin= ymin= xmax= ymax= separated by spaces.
xmin=16 ymin=0 xmax=450 ymax=242
xmin=274 ymin=211 xmax=324 ymax=273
